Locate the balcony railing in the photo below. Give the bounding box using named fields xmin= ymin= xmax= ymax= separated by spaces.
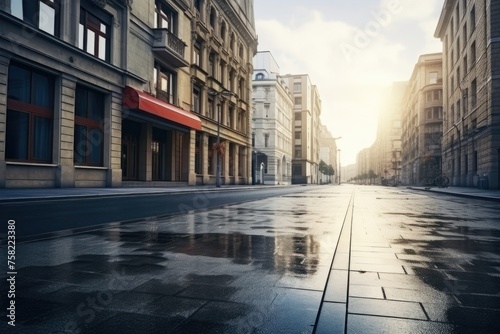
xmin=152 ymin=29 xmax=188 ymax=68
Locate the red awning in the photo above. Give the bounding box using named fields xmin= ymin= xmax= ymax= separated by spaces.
xmin=123 ymin=86 xmax=201 ymax=130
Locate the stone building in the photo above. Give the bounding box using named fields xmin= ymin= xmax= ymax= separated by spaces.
xmin=319 ymin=124 xmax=338 ymax=184
xmin=372 ymin=82 xmax=406 ymax=186
xmin=0 ymin=0 xmax=257 ymax=188
xmin=282 ymin=74 xmax=322 ymax=184
xmin=252 ymin=51 xmax=293 ymax=185
xmin=435 ymin=0 xmax=500 ymax=189
xmin=400 ymin=53 xmax=443 ymax=186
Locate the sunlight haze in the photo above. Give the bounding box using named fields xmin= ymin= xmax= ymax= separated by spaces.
xmin=254 ymin=0 xmax=444 ymax=165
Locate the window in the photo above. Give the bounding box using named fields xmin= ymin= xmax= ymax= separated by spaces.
xmin=451 ymin=105 xmax=455 ymax=125
xmin=456 ymin=66 xmax=460 ymax=83
xmin=209 ymin=7 xmax=216 ymax=28
xmin=264 ymin=134 xmax=269 ymax=148
xmin=208 ymin=96 xmax=214 ymax=119
xmin=471 ymin=79 xmax=477 ymax=108
xmin=457 ymin=100 xmax=461 ymax=119
xmin=79 ymin=6 xmax=110 ymax=61
xmin=229 ymin=33 xmax=235 ymax=53
xmin=294 ymin=97 xmax=302 ymax=108
xmin=154 ymin=1 xmax=176 ymax=32
xmin=208 ymin=53 xmax=215 ymax=77
xmin=463 ymin=23 xmax=467 ymax=44
xmin=6 ymin=63 xmax=54 ymax=163
xmin=295 ymin=131 xmax=301 ymax=139
xmin=428 ymin=71 xmax=438 ymax=84
xmin=293 ymin=82 xmax=301 ymax=93
xmin=471 ymin=41 xmax=476 ymax=65
xmin=295 ymin=146 xmax=301 ymax=158
xmin=450 ymin=75 xmax=454 ymax=94
xmin=450 ymin=17 xmax=454 ymax=37
xmin=220 ymin=21 xmax=226 ymax=41
xmin=463 ymin=55 xmax=468 ymax=75
xmin=74 ymin=85 xmax=105 ymax=166
xmin=227 ymin=106 xmax=233 ymax=127
xmin=192 ymin=85 xmax=201 ymax=113
xmin=193 ymin=39 xmax=202 ymax=67
xmin=239 ymin=44 xmax=244 ymax=60
xmin=433 ymin=90 xmax=441 ymax=101
xmin=9 ymin=0 xmax=60 ymax=36
xmin=451 ymin=50 xmax=454 ymax=66
xmin=255 ymin=73 xmax=264 ymax=80
xmin=153 ymin=63 xmax=175 ymax=104
xmin=470 ymin=5 xmax=476 ymax=32
xmin=194 ymin=0 xmax=202 ymax=14
xmin=239 ymin=78 xmax=245 ymax=100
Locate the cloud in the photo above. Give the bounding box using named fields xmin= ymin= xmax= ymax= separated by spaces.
xmin=254 ymin=0 xmax=443 ymax=164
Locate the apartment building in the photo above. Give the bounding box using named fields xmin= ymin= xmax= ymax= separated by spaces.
xmin=400 ymin=53 xmax=443 ymax=186
xmin=372 ymin=82 xmax=406 ymax=185
xmin=319 ymin=124 xmax=338 ymax=184
xmin=435 ymin=0 xmax=500 ymax=189
xmin=252 ymin=51 xmax=293 ymax=185
xmin=0 ymin=0 xmax=257 ymax=188
xmin=282 ymin=74 xmax=322 ymax=184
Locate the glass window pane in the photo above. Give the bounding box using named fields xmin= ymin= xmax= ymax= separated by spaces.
xmin=161 ymin=77 xmax=168 ymax=92
xmin=11 ymin=1 xmax=23 ymax=19
xmin=6 ymin=110 xmax=29 ymax=160
xmin=33 ymin=116 xmax=53 ymax=161
xmin=8 ymin=65 xmax=31 ymax=103
xmin=88 ymin=90 xmax=104 ymax=121
xmin=98 ymin=35 xmax=106 ymax=60
xmin=87 ymin=29 xmax=95 ymax=55
xmin=78 ymin=23 xmax=85 ymax=49
xmin=32 ymin=72 xmax=52 ymax=109
xmin=75 ymin=86 xmax=87 ymax=117
xmin=89 ymin=128 xmax=103 ymax=165
xmin=74 ymin=124 xmax=87 ymax=164
xmin=39 ymin=2 xmax=55 ymax=35
xmin=100 ymin=23 xmax=106 ymax=34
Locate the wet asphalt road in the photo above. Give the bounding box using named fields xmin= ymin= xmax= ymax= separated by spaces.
xmin=1 ymin=185 xmax=499 ymax=333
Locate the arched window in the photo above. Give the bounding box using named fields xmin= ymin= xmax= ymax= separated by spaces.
xmin=209 ymin=7 xmax=216 ymax=28
xmin=220 ymin=21 xmax=226 ymax=41
xmin=255 ymin=73 xmax=264 ymax=80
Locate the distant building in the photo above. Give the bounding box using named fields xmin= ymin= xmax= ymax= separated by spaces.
xmin=435 ymin=0 xmax=500 ymax=189
xmin=400 ymin=53 xmax=443 ymax=186
xmin=282 ymin=74 xmax=322 ymax=184
xmin=252 ymin=51 xmax=293 ymax=184
xmin=373 ymin=82 xmax=407 ymax=185
xmin=319 ymin=125 xmax=338 ymax=184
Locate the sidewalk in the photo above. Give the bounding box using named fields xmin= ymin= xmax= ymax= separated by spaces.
xmin=407 ymin=185 xmax=500 ymax=202
xmin=0 ymin=184 xmax=284 ymax=203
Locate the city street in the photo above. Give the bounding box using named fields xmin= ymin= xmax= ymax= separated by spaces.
xmin=1 ymin=185 xmax=499 ymax=333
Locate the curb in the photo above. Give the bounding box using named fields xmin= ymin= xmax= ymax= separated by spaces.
xmin=407 ymin=186 xmax=500 ymax=202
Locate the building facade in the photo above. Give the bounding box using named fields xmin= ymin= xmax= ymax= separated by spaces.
xmin=372 ymin=82 xmax=406 ymax=185
xmin=251 ymin=51 xmax=293 ymax=185
xmin=283 ymin=74 xmax=322 ymax=184
xmin=400 ymin=53 xmax=443 ymax=186
xmin=435 ymin=0 xmax=500 ymax=189
xmin=0 ymin=0 xmax=257 ymax=188
xmin=319 ymin=124 xmax=338 ymax=184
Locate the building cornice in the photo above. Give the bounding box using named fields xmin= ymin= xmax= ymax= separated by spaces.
xmin=434 ymin=0 xmax=457 ymax=39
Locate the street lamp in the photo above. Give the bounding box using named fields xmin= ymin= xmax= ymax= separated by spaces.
xmin=208 ymin=88 xmax=236 ymax=187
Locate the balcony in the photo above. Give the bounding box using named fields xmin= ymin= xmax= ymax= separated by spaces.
xmin=152 ymin=29 xmax=188 ymax=68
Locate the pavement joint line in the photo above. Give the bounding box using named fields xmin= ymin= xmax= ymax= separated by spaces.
xmin=313 ymin=190 xmax=355 ymax=334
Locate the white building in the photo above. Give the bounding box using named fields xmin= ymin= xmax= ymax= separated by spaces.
xmin=252 ymin=51 xmax=293 ymax=184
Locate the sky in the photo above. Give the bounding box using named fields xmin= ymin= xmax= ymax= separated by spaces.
xmin=253 ymin=0 xmax=444 ymax=165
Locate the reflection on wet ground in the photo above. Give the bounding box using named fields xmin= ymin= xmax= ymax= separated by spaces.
xmin=0 ymin=188 xmax=350 ymax=334
xmin=348 ymin=189 xmax=500 ymax=333
xmin=1 ymin=185 xmax=499 ymax=333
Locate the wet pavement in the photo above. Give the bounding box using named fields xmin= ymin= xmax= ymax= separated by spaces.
xmin=1 ymin=185 xmax=500 ymax=333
